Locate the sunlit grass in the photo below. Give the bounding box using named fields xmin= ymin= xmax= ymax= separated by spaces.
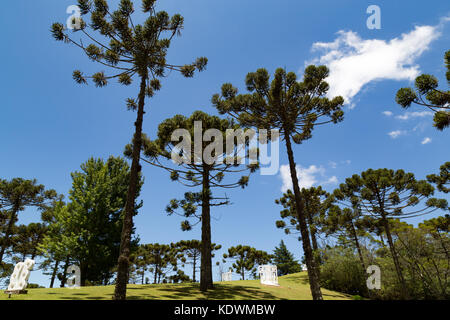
xmin=1 ymin=272 xmax=351 ymax=300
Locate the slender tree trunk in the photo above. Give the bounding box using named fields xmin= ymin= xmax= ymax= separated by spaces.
xmin=193 ymin=256 xmax=196 ymax=282
xmin=306 ymin=211 xmax=321 ymax=266
xmin=49 ymin=260 xmax=60 ymax=289
xmin=200 ymin=168 xmax=214 ymax=291
xmin=0 ymin=208 xmax=18 ymax=265
xmin=114 ymin=75 xmax=147 ymax=300
xmin=381 ymin=216 xmax=408 ymax=299
xmin=350 ymin=222 xmax=366 ymax=271
xmin=154 ymin=264 xmax=157 ymax=284
xmin=80 ymin=263 xmax=87 ymax=287
xmin=284 ymin=135 xmax=323 ymax=300
xmin=60 ymin=257 xmax=70 ymax=287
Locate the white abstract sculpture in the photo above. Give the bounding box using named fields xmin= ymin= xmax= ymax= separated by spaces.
xmin=301 ymin=264 xmax=308 ymax=271
xmin=259 ymin=265 xmax=279 ymax=286
xmin=221 ymin=268 xmax=232 ymax=282
xmin=7 ymin=259 xmax=35 ymax=292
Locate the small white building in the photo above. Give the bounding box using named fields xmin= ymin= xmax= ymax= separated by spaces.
xmin=258 ymin=265 xmax=279 ymax=286
xmin=221 ymin=268 xmax=233 ymax=282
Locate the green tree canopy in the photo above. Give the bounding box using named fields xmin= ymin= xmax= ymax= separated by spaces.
xmin=136 ymin=110 xmax=257 ymax=292
xmin=333 ymin=168 xmax=448 ymax=298
xmin=272 ymin=240 xmax=301 ymax=276
xmin=396 ymin=50 xmax=450 ymax=130
xmin=223 ymin=245 xmax=272 ymax=280
xmin=39 ymin=156 xmax=143 ymax=286
xmin=51 ymin=0 xmax=207 ymax=300
xmin=212 ymin=66 xmax=345 ymax=300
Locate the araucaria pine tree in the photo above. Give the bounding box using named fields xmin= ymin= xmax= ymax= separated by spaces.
xmin=223 ymin=245 xmax=272 ymax=280
xmin=136 ymin=111 xmax=258 ymax=291
xmin=427 ymin=162 xmax=449 ymax=193
xmin=275 ymin=186 xmax=330 ymax=267
xmin=51 ymin=0 xmax=207 ymax=299
xmin=333 ymin=168 xmax=448 ymax=298
xmin=212 ymin=66 xmax=345 ymax=300
xmin=396 ymin=50 xmax=450 ymax=130
xmin=0 ymin=178 xmax=57 ymax=266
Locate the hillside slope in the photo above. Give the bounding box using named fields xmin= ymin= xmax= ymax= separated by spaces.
xmin=1 ymin=272 xmax=351 ymax=300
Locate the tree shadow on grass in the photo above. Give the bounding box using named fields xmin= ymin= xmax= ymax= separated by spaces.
xmin=149 ymin=283 xmax=278 ymax=300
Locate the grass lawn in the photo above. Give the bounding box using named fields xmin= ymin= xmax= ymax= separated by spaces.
xmin=1 ymin=272 xmax=351 ymax=300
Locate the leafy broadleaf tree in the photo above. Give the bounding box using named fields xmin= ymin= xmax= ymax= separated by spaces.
xmin=135 ymin=110 xmax=258 ymax=291
xmin=396 ymin=50 xmax=450 ymax=130
xmin=212 ymin=66 xmax=344 ymax=300
xmin=272 ymin=240 xmax=301 ymax=276
xmin=40 ymin=157 xmax=142 ymax=286
xmin=51 ymin=0 xmax=207 ymax=299
xmin=223 ymin=245 xmax=272 ymax=280
xmin=333 ymin=168 xmax=448 ymax=298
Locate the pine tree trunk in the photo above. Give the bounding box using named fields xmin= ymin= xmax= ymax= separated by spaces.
xmin=60 ymin=257 xmax=70 ymax=287
xmin=200 ymin=168 xmax=214 ymax=291
xmin=114 ymin=75 xmax=147 ymax=300
xmin=284 ymin=135 xmax=323 ymax=300
xmin=49 ymin=260 xmax=60 ymax=289
xmin=350 ymin=222 xmax=366 ymax=271
xmin=381 ymin=216 xmax=408 ymax=299
xmin=193 ymin=255 xmax=196 ymax=282
xmin=306 ymin=210 xmax=320 ymax=266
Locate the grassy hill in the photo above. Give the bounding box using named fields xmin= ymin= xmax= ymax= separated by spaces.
xmin=1 ymin=272 xmax=351 ymax=300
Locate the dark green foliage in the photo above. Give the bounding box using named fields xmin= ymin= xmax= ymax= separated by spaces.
xmin=0 ymin=178 xmax=57 ymax=268
xmin=213 ymin=66 xmax=345 ymax=300
xmin=172 ymin=240 xmax=221 ymax=282
xmin=134 ymin=243 xmax=178 ymax=284
xmin=136 ymin=110 xmax=257 ymax=292
xmin=319 ymin=247 xmax=368 ymax=296
xmin=39 ymin=156 xmax=143 ymax=286
xmin=427 ymin=162 xmax=449 ymax=193
xmin=272 ymin=240 xmax=301 ymax=276
xmin=275 ymin=187 xmax=329 ymax=254
xmin=395 ymin=50 xmax=450 ymax=130
xmin=333 ymin=168 xmax=448 ymax=298
xmin=51 ymin=0 xmax=207 ymax=299
xmin=223 ymin=245 xmax=272 ymax=280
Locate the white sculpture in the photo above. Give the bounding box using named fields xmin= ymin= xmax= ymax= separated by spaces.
xmin=259 ymin=265 xmax=279 ymax=286
xmin=7 ymin=259 xmax=35 ymax=292
xmin=301 ymin=264 xmax=308 ymax=271
xmin=221 ymin=268 xmax=232 ymax=282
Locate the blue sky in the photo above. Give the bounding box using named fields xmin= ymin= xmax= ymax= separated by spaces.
xmin=0 ymin=0 xmax=449 ymax=287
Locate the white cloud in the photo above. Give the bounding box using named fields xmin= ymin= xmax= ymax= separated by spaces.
xmin=280 ymin=164 xmax=338 ymax=192
xmin=421 ymin=137 xmax=432 ymax=145
xmin=309 ymin=25 xmax=442 ymax=105
xmin=323 ymin=176 xmax=338 ymax=185
xmin=382 ymin=111 xmax=393 ymax=117
xmin=388 ymin=130 xmax=407 ymax=139
xmin=395 ymin=111 xmax=433 ymax=120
